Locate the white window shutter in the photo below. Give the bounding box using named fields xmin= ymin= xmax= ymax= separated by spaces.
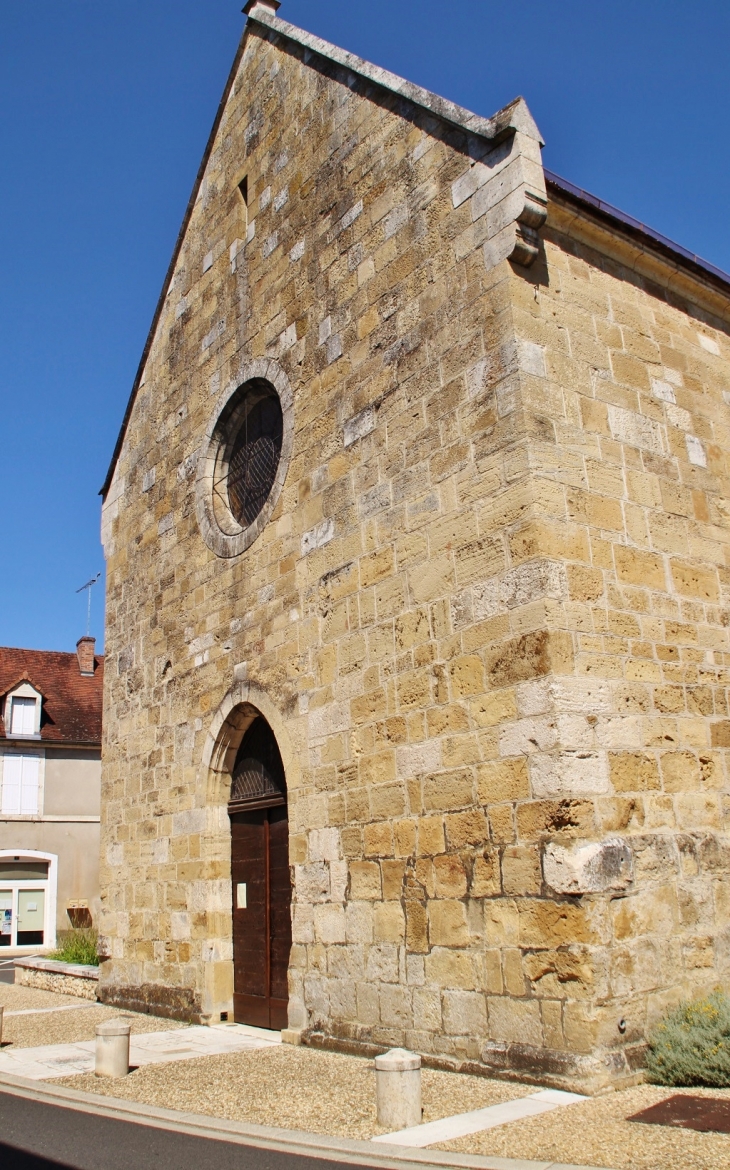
xmin=11 ymin=697 xmax=37 ymax=735
xmin=20 ymin=756 xmax=39 ymax=815
xmin=2 ymin=756 xmax=22 ymax=815
xmin=22 ymin=699 xmax=37 ymax=735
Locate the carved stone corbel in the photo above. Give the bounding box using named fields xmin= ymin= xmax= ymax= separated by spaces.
xmin=451 ymin=102 xmax=548 ymax=270
xmin=511 ymin=189 xmax=549 ymax=266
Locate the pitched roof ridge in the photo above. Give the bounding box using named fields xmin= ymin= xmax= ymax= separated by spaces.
xmin=0 ymin=646 xmax=105 ymax=662
xmin=1 ymin=646 xmax=67 ymax=657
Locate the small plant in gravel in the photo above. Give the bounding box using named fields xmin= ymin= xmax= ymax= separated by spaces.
xmin=646 ymin=990 xmax=730 ymax=1087
xmin=50 ymin=928 xmax=99 ymax=967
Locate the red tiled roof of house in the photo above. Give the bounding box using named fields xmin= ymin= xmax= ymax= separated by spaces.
xmin=0 ymin=646 xmax=104 ymax=745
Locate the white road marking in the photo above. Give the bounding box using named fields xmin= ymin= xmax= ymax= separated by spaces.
xmin=3 ymin=1004 xmax=97 ymax=1017
xmin=372 ymin=1088 xmax=587 ymax=1147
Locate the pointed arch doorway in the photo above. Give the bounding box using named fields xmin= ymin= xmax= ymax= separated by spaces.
xmin=228 ymin=715 xmax=292 ymax=1030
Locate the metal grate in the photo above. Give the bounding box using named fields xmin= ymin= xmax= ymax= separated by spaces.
xmin=222 ymin=393 xmax=283 ymax=529
xmin=229 ymin=717 xmax=286 ymax=808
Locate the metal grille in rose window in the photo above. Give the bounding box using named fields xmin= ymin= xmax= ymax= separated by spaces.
xmin=215 ymin=394 xmax=283 ymax=528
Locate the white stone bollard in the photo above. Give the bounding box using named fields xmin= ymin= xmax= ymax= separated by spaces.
xmin=375 ymin=1047 xmax=422 ymax=1130
xmin=95 ymin=1019 xmax=131 ymax=1078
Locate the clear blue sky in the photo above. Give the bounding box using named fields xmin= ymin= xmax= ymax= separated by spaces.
xmin=1 ymin=1 xmax=728 ymax=653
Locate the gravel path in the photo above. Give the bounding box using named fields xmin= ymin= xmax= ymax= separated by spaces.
xmin=0 ymin=985 xmax=89 ymax=1012
xmin=436 ymin=1083 xmax=730 ymax=1170
xmin=0 ymin=984 xmax=186 ymax=1049
xmin=57 ymin=1046 xmax=530 ymax=1140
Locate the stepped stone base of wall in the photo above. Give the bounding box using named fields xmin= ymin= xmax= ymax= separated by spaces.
xmin=304 ymin=1029 xmax=646 ymax=1096
xmin=98 ymin=981 xmax=203 ymax=1023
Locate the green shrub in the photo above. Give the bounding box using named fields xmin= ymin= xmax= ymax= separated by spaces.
xmin=646 ymin=991 xmax=730 ymax=1087
xmin=50 ymin=928 xmax=99 ymax=967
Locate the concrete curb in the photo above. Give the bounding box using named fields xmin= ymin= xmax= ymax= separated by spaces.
xmin=15 ymin=957 xmax=100 ymax=980
xmin=0 ymin=1068 xmax=616 ymax=1170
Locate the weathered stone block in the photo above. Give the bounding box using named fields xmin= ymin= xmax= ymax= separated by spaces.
xmin=349 ymin=862 xmax=382 ymax=900
xmin=609 ymin=753 xmax=661 ymax=792
xmin=518 ymin=900 xmax=598 ymax=948
xmin=428 ymin=900 xmax=470 ymax=948
xmin=487 ymin=997 xmax=543 ymax=1047
xmin=530 ymin=750 xmax=609 ymax=797
xmin=543 ymin=838 xmax=633 ymax=895
xmin=501 ymin=845 xmax=542 ymax=895
xmin=443 ymin=990 xmax=488 ymax=1036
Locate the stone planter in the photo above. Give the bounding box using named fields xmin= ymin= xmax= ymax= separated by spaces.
xmin=14 ymin=957 xmax=99 ymax=1001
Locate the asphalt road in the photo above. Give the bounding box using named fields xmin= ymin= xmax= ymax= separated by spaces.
xmin=0 ymin=1091 xmax=366 ymax=1170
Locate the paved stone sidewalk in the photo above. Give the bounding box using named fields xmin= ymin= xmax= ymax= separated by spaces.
xmin=0 ymin=1022 xmax=280 ymax=1080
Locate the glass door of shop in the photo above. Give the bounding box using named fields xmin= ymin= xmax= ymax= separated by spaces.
xmin=0 ymin=887 xmax=47 ymax=947
xmin=0 ymin=860 xmax=49 ymax=948
xmin=0 ymin=889 xmax=12 ymax=946
xmin=17 ymin=889 xmax=46 ymax=945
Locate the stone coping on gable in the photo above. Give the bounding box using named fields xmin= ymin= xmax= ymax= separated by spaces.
xmin=248 ymin=6 xmax=544 ymax=145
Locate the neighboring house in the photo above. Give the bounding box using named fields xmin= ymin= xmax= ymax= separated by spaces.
xmin=0 ymin=638 xmax=103 ymax=950
xmin=99 ymin=0 xmax=730 ymax=1093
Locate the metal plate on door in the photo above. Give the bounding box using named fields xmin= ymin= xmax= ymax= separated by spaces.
xmin=236 ymin=883 xmax=247 ymax=909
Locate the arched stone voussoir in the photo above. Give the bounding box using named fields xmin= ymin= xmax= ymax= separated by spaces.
xmin=202 ymin=681 xmax=301 ymax=807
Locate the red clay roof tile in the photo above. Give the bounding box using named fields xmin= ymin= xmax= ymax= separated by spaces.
xmin=0 ymin=647 xmax=103 ymax=745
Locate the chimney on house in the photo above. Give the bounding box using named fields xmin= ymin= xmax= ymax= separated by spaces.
xmin=243 ymin=1 xmax=281 ymax=16
xmin=76 ymin=636 xmax=96 ymax=677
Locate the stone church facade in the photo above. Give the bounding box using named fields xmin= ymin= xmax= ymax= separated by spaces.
xmin=99 ymin=0 xmax=730 ymax=1091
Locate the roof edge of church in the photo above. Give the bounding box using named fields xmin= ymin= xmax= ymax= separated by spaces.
xmin=101 ymin=7 xmax=730 ymax=499
xmin=545 ymin=169 xmax=730 ymax=293
xmin=100 ymin=24 xmax=251 ymax=500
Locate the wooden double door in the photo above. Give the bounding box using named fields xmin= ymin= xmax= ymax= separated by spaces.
xmin=231 ymin=804 xmax=292 ymax=1030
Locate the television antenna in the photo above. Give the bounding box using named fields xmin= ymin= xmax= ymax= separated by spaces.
xmin=76 ymin=573 xmax=101 ymax=637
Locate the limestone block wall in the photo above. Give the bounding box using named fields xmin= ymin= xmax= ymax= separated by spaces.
xmin=99 ymin=10 xmax=729 ymax=1091
xmin=100 ymin=19 xmax=541 ymax=1021
xmin=465 ymin=195 xmax=730 ymax=1082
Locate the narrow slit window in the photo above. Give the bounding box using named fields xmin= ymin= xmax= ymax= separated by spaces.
xmin=238 ymin=176 xmax=248 ymax=232
xmin=231 ymin=177 xmax=249 ymax=264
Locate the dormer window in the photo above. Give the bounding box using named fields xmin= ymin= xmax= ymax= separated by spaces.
xmin=4 ymin=684 xmax=42 ymax=739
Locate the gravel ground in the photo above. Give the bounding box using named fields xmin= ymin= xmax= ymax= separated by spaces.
xmin=436 ymin=1083 xmax=730 ymax=1170
xmin=0 ymin=984 xmax=187 ymax=1049
xmin=57 ymin=1046 xmax=530 ymax=1140
xmin=0 ymin=985 xmax=90 ymax=1012
xmin=41 ymin=1016 xmax=730 ymax=1165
